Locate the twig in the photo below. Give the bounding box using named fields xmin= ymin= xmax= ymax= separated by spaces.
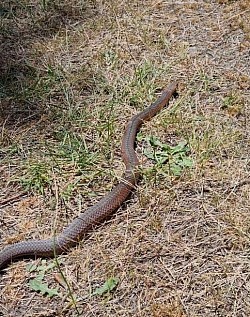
xmin=0 ymin=192 xmax=27 ymax=207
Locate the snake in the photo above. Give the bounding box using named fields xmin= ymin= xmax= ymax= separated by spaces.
xmin=0 ymin=82 xmax=177 ymax=271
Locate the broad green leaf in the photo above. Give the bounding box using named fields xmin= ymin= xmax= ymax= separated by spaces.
xmin=148 ymin=135 xmax=165 ymax=148
xmin=144 ymin=149 xmax=156 ymax=160
xmin=27 ymin=263 xmax=38 ymax=272
xmin=170 ymin=141 xmax=188 ymax=154
xmin=170 ymin=163 xmax=182 ymax=176
xmin=92 ymin=277 xmax=119 ymax=296
xmin=179 ymin=157 xmax=193 ymax=167
xmin=29 ymin=278 xmax=59 ymax=297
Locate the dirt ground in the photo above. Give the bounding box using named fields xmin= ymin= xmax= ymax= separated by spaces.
xmin=0 ymin=0 xmax=250 ymax=316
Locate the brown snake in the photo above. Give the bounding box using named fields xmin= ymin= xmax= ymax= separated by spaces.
xmin=0 ymin=82 xmax=177 ymax=271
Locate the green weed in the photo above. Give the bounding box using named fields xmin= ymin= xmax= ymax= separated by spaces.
xmin=142 ymin=135 xmax=193 ymax=176
xmin=21 ymin=162 xmax=52 ymax=194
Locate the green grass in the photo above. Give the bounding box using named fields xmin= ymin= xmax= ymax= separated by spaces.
xmin=21 ymin=161 xmax=52 ymax=194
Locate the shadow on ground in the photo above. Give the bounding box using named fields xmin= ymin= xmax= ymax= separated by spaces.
xmin=0 ymin=0 xmax=96 ymax=126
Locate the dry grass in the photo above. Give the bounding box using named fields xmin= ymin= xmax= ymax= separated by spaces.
xmin=0 ymin=0 xmax=250 ymax=316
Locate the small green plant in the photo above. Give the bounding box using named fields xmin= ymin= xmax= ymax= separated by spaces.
xmin=27 ymin=260 xmax=59 ymax=297
xmin=21 ymin=162 xmax=52 ymax=194
xmin=92 ymin=277 xmax=119 ymax=297
xmin=142 ymin=135 xmax=193 ymax=176
xmin=52 ymin=129 xmax=99 ymax=170
xmin=27 ymin=259 xmax=80 ymax=313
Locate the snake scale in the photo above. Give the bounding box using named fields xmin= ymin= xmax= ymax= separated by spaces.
xmin=0 ymin=82 xmax=177 ymax=271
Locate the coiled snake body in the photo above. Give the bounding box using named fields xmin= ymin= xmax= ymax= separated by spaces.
xmin=0 ymin=82 xmax=177 ymax=270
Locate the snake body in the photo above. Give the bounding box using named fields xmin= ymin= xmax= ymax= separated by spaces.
xmin=0 ymin=82 xmax=177 ymax=270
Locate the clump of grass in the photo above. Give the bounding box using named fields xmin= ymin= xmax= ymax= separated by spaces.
xmin=50 ymin=129 xmax=99 ymax=170
xmin=21 ymin=161 xmax=52 ymax=195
